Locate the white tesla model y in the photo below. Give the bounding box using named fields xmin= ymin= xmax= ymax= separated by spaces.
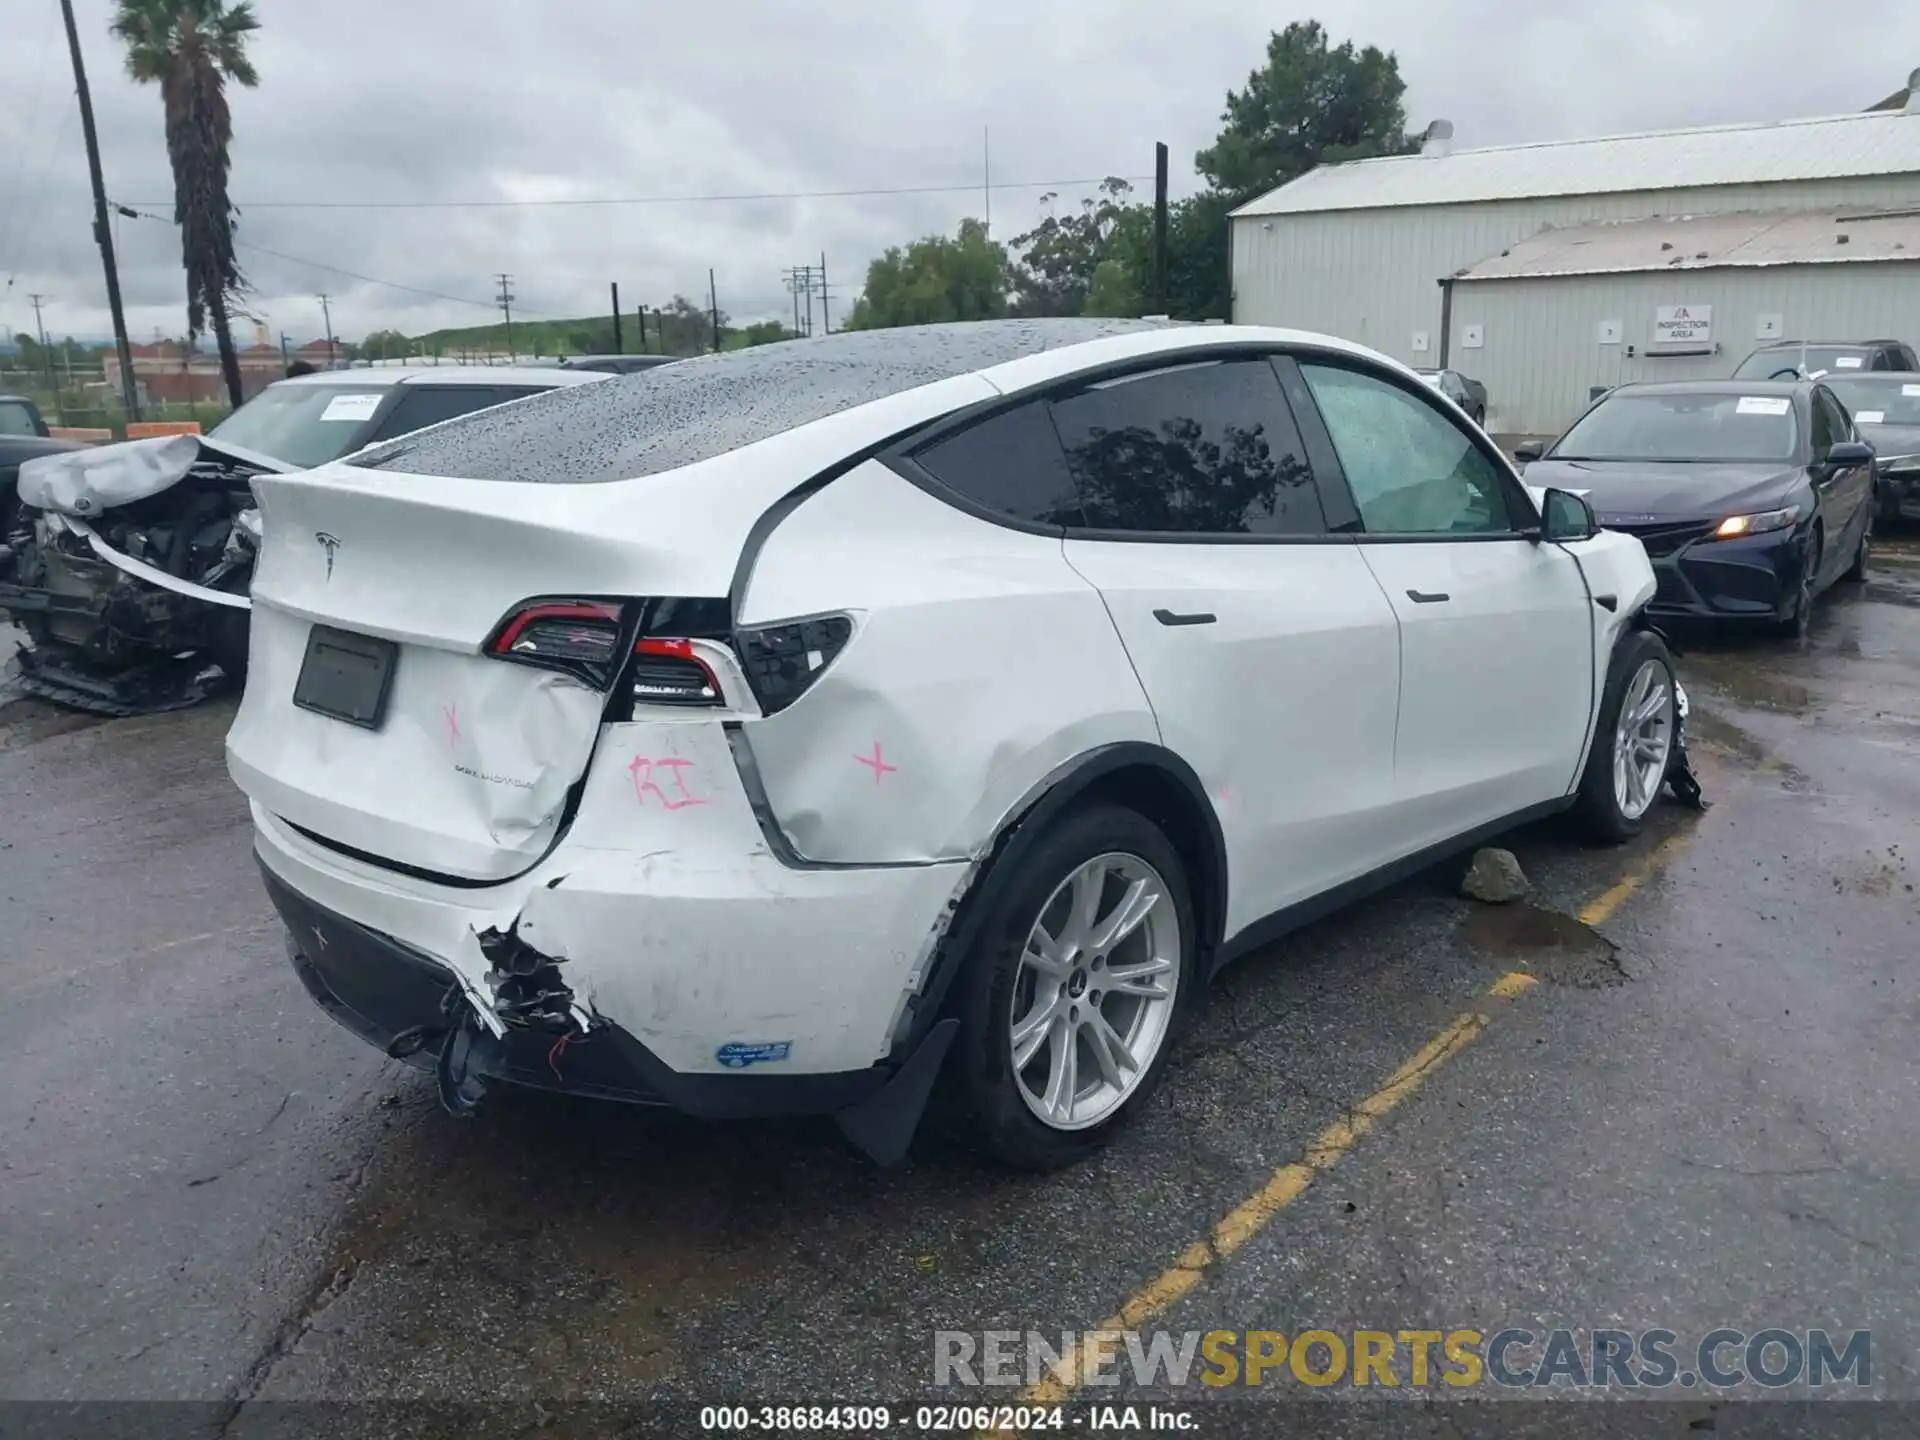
xmin=225 ymin=319 xmax=1687 ymax=1170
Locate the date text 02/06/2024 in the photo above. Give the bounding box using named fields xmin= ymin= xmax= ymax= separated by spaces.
xmin=697 ymin=1405 xmax=1196 ymax=1431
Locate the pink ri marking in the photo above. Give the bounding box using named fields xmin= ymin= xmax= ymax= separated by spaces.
xmin=854 ymin=741 xmax=898 ymax=785
xmin=443 ymin=704 xmax=460 ymax=747
xmin=628 ymin=754 xmax=707 ymax=810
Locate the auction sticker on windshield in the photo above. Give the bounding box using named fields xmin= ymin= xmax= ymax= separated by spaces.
xmin=1834 ymin=356 xmax=1864 ymax=368
xmin=320 ymin=393 xmax=383 ymax=423
xmin=1856 ymin=411 xmax=1885 ymax=425
xmin=1735 ymin=396 xmax=1792 ymax=416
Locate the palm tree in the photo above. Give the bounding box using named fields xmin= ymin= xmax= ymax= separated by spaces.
xmin=110 ymin=0 xmax=260 ymax=410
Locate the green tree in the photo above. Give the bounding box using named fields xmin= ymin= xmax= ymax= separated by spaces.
xmin=361 ymin=328 xmax=411 ymax=361
xmin=1081 ymin=258 xmax=1142 ymax=319
xmin=845 ymin=218 xmax=1007 ymax=330
xmin=1194 ymin=20 xmax=1416 ymax=199
xmin=1008 ymin=178 xmax=1136 ymax=317
xmin=733 ymin=320 xmax=796 ymax=348
xmin=111 ymin=0 xmax=262 ymax=411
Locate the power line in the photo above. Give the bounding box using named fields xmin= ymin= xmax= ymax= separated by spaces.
xmin=122 ymin=175 xmax=1156 ymax=212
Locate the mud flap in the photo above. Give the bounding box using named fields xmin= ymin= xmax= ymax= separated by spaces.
xmin=834 ymin=1017 xmax=958 ymax=1167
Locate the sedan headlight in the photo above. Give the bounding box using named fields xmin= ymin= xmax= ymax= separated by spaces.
xmin=1712 ymin=505 xmax=1801 ymax=540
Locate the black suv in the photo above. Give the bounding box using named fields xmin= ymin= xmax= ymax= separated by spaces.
xmin=1732 ymin=339 xmax=1919 ymax=380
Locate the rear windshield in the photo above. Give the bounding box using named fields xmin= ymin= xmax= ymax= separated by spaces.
xmin=1733 ymin=346 xmax=1870 ymax=380
xmin=352 ymin=319 xmax=1170 ymax=484
xmin=1553 ymin=392 xmax=1799 ymax=463
xmin=1823 ymin=376 xmax=1920 ymax=428
xmin=210 ymin=383 xmax=390 ymax=468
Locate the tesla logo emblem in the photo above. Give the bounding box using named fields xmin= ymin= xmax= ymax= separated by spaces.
xmin=315 ymin=531 xmax=340 ymax=580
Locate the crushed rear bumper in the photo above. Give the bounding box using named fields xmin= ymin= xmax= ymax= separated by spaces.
xmin=259 ymin=858 xmax=959 ymax=1163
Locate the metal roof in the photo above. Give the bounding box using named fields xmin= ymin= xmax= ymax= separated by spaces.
xmin=1452 ymin=207 xmax=1920 ymax=281
xmin=1232 ymin=110 xmax=1920 ymax=217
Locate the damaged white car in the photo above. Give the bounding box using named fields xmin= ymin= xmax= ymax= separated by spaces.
xmin=0 ymin=366 xmax=606 ymax=714
xmin=226 ymin=320 xmax=1705 ymax=1171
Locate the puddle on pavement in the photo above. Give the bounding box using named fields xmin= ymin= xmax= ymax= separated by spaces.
xmin=1459 ymin=903 xmax=1628 ymax=988
xmin=1684 ymin=659 xmax=1815 ymax=715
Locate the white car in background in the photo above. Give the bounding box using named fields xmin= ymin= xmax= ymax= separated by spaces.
xmin=225 ymin=320 xmax=1694 ymax=1171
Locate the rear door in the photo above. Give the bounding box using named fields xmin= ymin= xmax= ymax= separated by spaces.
xmin=1809 ymin=385 xmax=1872 ymax=576
xmin=1295 ymin=358 xmax=1595 ymax=848
xmin=1051 ymin=357 xmax=1404 ymax=934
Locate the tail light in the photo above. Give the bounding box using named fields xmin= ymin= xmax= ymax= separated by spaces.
xmin=485 ymin=600 xmax=625 ymax=686
xmin=630 ymin=637 xmax=722 ymax=707
xmin=486 ymin=596 xmax=854 ymax=716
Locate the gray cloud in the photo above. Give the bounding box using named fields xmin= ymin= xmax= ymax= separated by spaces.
xmin=3 ymin=0 xmax=1916 ymax=345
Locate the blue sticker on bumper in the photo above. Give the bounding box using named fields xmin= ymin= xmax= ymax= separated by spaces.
xmin=716 ymin=1041 xmax=793 ymax=1069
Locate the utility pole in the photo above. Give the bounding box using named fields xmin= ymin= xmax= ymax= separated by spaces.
xmin=1153 ymin=142 xmax=1170 ymax=316
xmin=279 ymin=331 xmax=290 ymax=372
xmin=494 ymin=273 xmax=515 ymax=360
xmin=708 ymin=269 xmax=720 ymax=352
xmin=637 ymin=306 xmax=647 ymax=351
xmin=610 ymin=282 xmax=623 ymax=353
xmin=316 ymin=293 xmax=336 ymax=365
xmin=29 ymin=294 xmax=52 ymax=385
xmin=60 ymin=0 xmax=139 ymax=421
xmin=819 ymin=252 xmax=832 ymax=334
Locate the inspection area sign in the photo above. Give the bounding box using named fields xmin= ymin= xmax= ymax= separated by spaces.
xmin=1654 ymin=304 xmax=1713 ymax=344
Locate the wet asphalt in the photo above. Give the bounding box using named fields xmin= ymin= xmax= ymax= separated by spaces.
xmin=1 ymin=540 xmax=1916 ymax=1432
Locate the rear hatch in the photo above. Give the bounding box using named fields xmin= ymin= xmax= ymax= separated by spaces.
xmin=225 ymin=460 xmax=772 ymax=882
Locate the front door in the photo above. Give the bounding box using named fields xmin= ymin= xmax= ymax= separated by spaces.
xmin=1296 ymin=359 xmax=1597 ymax=851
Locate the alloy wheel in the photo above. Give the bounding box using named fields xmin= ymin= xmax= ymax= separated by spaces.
xmin=1010 ymin=852 xmax=1181 ymax=1131
xmin=1612 ymin=659 xmax=1674 ymax=821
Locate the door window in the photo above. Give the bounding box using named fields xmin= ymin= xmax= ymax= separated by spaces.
xmin=1047 ymin=359 xmax=1326 ymax=536
xmin=909 ymin=400 xmax=1085 ymax=526
xmin=1299 ymin=363 xmax=1512 ymax=535
xmin=1808 ymin=390 xmax=1840 ymax=459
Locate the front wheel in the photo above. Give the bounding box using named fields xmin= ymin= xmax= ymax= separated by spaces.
xmin=1572 ymin=629 xmax=1678 ymax=843
xmin=1770 ymin=535 xmax=1818 ymax=640
xmin=948 ymin=803 xmax=1196 ymax=1171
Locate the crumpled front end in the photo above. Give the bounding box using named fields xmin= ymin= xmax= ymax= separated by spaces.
xmin=0 ymin=437 xmax=267 ymax=713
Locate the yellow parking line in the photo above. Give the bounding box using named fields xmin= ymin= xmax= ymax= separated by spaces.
xmin=1007 ymin=974 xmax=1531 ymax=1414
xmin=999 ymin=813 xmax=1713 ymax=1425
xmin=1578 ymin=831 xmax=1693 ymax=927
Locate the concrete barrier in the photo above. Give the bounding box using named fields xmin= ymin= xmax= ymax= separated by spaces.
xmin=47 ymin=426 xmax=115 ymax=444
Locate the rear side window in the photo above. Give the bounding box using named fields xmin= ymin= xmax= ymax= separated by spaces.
xmin=1048 ymin=359 xmax=1326 ymax=536
xmin=911 ymin=401 xmax=1085 ymax=526
xmin=365 ymin=385 xmax=546 ymax=443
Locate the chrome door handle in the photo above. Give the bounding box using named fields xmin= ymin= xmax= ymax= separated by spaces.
xmin=1406 ymin=589 xmax=1450 ymax=604
xmin=1153 ymin=608 xmax=1217 ymax=627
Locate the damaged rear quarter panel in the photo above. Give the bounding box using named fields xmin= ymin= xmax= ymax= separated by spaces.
xmin=503 ymin=716 xmax=972 ymax=1071
xmin=736 ymin=461 xmax=1158 ymax=865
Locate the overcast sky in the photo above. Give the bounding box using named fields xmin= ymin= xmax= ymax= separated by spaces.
xmin=3 ymin=0 xmax=1917 ymax=348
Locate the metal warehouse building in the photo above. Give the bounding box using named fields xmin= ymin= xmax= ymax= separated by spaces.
xmin=1229 ymin=75 xmax=1920 ymax=437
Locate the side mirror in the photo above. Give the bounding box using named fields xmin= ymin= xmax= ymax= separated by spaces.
xmin=1826 ymin=439 xmax=1874 ymax=467
xmin=1540 ymin=487 xmax=1598 ymax=543
xmin=1513 ymin=440 xmax=1545 ymax=464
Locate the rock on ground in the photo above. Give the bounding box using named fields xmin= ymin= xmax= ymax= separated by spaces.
xmin=1462 ymin=846 xmax=1530 ymax=903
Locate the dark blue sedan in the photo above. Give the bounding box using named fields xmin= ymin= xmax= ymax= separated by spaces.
xmin=1516 ymin=381 xmax=1876 ymax=638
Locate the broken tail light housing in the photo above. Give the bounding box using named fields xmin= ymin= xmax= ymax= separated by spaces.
xmin=736 ymin=612 xmax=854 ymax=716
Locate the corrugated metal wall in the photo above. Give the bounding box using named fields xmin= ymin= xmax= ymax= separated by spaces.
xmin=1229 ymin=175 xmax=1920 ymax=373
xmin=1445 ymin=262 xmax=1920 ymax=436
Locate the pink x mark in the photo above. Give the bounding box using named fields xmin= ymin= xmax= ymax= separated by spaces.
xmin=854 ymin=741 xmax=898 ymax=785
xmin=443 ymin=704 xmax=460 ymax=747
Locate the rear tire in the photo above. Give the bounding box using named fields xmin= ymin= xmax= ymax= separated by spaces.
xmin=1572 ymin=629 xmax=1678 ymax=844
xmin=947 ymin=803 xmax=1196 ymax=1171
